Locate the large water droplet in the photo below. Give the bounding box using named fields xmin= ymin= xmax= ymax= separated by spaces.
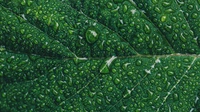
xmin=161 ymin=15 xmax=167 ymax=22
xmin=85 ymin=27 xmax=99 ymax=44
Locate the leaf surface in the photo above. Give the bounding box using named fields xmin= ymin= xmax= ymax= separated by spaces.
xmin=0 ymin=0 xmax=200 ymax=112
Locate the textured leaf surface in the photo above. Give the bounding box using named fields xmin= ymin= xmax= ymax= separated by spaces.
xmin=0 ymin=0 xmax=200 ymax=112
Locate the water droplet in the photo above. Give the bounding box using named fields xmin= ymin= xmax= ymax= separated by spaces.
xmin=112 ymin=69 xmax=117 ymax=73
xmin=167 ymin=71 xmax=174 ymax=76
xmin=89 ymin=91 xmax=95 ymax=98
xmin=177 ymin=63 xmax=181 ymax=68
xmin=53 ymin=89 xmax=58 ymax=95
xmin=162 ymin=2 xmax=171 ymax=7
xmin=157 ymin=87 xmax=162 ymax=91
xmin=144 ymin=24 xmax=151 ymax=34
xmin=192 ymin=13 xmax=198 ymax=19
xmin=20 ymin=29 xmax=25 ymax=34
xmin=164 ymin=24 xmax=172 ymax=32
xmin=123 ymin=4 xmax=128 ymax=13
xmin=97 ymin=99 xmax=102 ymax=104
xmin=136 ymin=59 xmax=142 ymax=66
xmin=161 ymin=15 xmax=167 ymax=22
xmin=21 ymin=0 xmax=26 ymax=5
xmin=85 ymin=27 xmax=99 ymax=44
xmin=128 ymin=72 xmax=133 ymax=76
xmin=114 ymin=78 xmax=120 ymax=85
xmin=187 ymin=4 xmax=194 ymax=10
xmin=2 ymin=92 xmax=6 ymax=98
xmin=156 ymin=73 xmax=161 ymax=79
xmin=181 ymin=44 xmax=186 ymax=49
xmin=189 ymin=72 xmax=195 ymax=77
xmin=171 ymin=16 xmax=177 ymax=22
xmin=181 ymin=24 xmax=187 ymax=30
xmin=138 ymin=38 xmax=143 ymax=42
xmin=107 ymin=87 xmax=113 ymax=92
xmin=173 ymin=93 xmax=179 ymax=101
xmin=53 ymin=22 xmax=59 ymax=31
xmin=165 ymin=9 xmax=174 ymax=13
xmin=27 ymin=34 xmax=32 ymax=38
xmin=183 ymin=58 xmax=189 ymax=62
xmin=154 ymin=7 xmax=161 ymax=13
xmin=107 ymin=2 xmax=112 ymax=8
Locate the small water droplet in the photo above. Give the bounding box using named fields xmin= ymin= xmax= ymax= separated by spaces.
xmin=144 ymin=24 xmax=151 ymax=34
xmin=107 ymin=2 xmax=113 ymax=8
xmin=187 ymin=4 xmax=194 ymax=10
xmin=167 ymin=71 xmax=174 ymax=76
xmin=97 ymin=99 xmax=102 ymax=104
xmin=114 ymin=78 xmax=120 ymax=85
xmin=20 ymin=29 xmax=25 ymax=34
xmin=173 ymin=93 xmax=179 ymax=101
xmin=192 ymin=13 xmax=198 ymax=19
xmin=154 ymin=7 xmax=161 ymax=13
xmin=165 ymin=9 xmax=174 ymax=13
xmin=162 ymin=2 xmax=171 ymax=7
xmin=123 ymin=4 xmax=128 ymax=13
xmin=136 ymin=59 xmax=142 ymax=66
xmin=157 ymin=87 xmax=162 ymax=91
xmin=128 ymin=72 xmax=133 ymax=76
xmin=107 ymin=87 xmax=113 ymax=92
xmin=181 ymin=24 xmax=187 ymax=30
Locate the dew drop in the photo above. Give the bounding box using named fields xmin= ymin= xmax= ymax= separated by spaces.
xmin=192 ymin=13 xmax=198 ymax=19
xmin=161 ymin=15 xmax=167 ymax=22
xmin=157 ymin=87 xmax=162 ymax=91
xmin=171 ymin=16 xmax=177 ymax=22
xmin=128 ymin=72 xmax=133 ymax=76
xmin=123 ymin=4 xmax=128 ymax=13
xmin=154 ymin=7 xmax=161 ymax=13
xmin=162 ymin=2 xmax=171 ymax=7
xmin=189 ymin=72 xmax=195 ymax=77
xmin=173 ymin=93 xmax=179 ymax=101
xmin=181 ymin=24 xmax=187 ymax=30
xmin=167 ymin=71 xmax=174 ymax=76
xmin=97 ymin=99 xmax=102 ymax=104
xmin=187 ymin=4 xmax=194 ymax=10
xmin=107 ymin=87 xmax=113 ymax=92
xmin=2 ymin=92 xmax=6 ymax=98
xmin=20 ymin=29 xmax=25 ymax=34
xmin=107 ymin=2 xmax=113 ymax=8
xmin=136 ymin=59 xmax=142 ymax=66
xmin=165 ymin=9 xmax=174 ymax=13
xmin=144 ymin=24 xmax=151 ymax=34
xmin=85 ymin=27 xmax=99 ymax=44
xmin=114 ymin=78 xmax=120 ymax=85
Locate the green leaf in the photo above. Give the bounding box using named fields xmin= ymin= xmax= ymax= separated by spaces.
xmin=0 ymin=0 xmax=200 ymax=112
